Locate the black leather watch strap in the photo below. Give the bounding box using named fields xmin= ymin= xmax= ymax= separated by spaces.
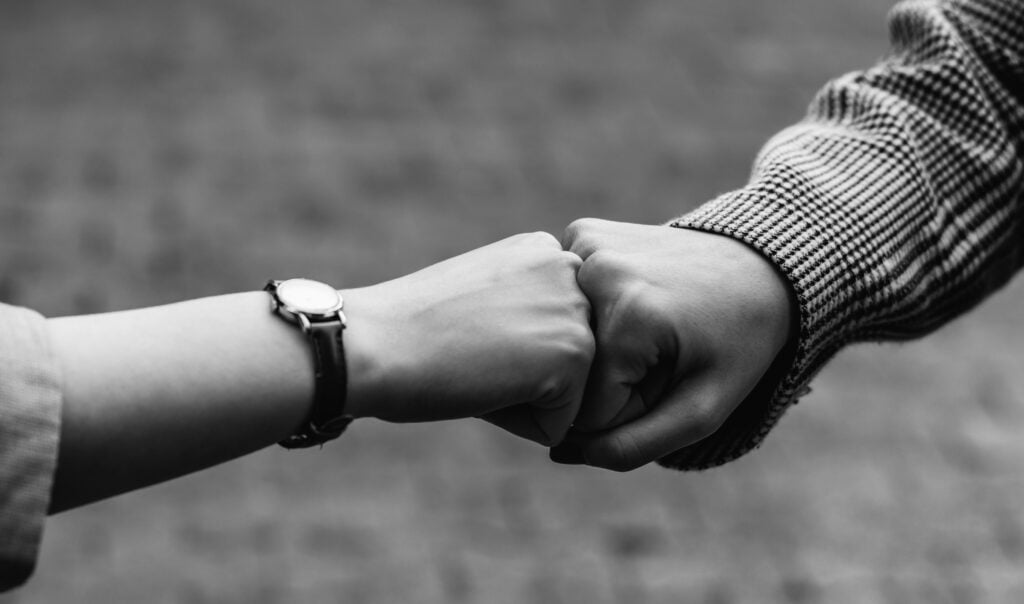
xmin=302 ymin=320 xmax=352 ymax=443
xmin=266 ymin=278 xmax=353 ymax=449
xmin=278 ymin=317 xmax=352 ymax=449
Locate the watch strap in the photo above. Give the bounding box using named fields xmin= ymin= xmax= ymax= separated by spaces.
xmin=279 ymin=317 xmax=352 ymax=448
xmin=267 ymin=278 xmax=354 ymax=449
xmin=310 ymin=320 xmax=351 ymax=434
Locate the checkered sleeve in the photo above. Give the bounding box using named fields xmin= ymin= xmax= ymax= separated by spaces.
xmin=659 ymin=0 xmax=1024 ymax=470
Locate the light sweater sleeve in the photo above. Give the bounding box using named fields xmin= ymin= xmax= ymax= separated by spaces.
xmin=0 ymin=304 xmax=62 ymax=591
xmin=660 ymin=0 xmax=1024 ymax=470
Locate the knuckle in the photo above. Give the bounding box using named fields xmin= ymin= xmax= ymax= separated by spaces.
xmin=536 ymin=338 xmax=594 ymax=403
xmin=571 ymin=337 xmax=598 ymax=377
xmin=568 ymin=282 xmax=592 ymax=319
xmin=575 ymin=258 xmax=599 ymax=292
xmin=560 ymin=249 xmax=584 ymax=269
xmin=531 ymin=230 xmax=561 ymax=249
xmin=535 ymin=373 xmax=580 ymax=417
xmin=577 ymin=311 xmax=596 ymax=343
xmin=584 ymin=249 xmax=622 ymax=270
xmin=564 ymin=217 xmax=598 ymax=241
xmin=566 ymin=323 xmax=596 ymax=366
xmin=553 ymin=251 xmax=585 ymax=286
xmin=536 ymin=375 xmax=566 ymax=406
xmin=576 ymin=249 xmax=626 ymax=290
xmin=563 ymin=218 xmax=604 ymax=253
xmin=516 ymin=231 xmax=560 ymax=250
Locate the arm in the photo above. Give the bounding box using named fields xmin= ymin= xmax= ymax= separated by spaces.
xmin=665 ymin=0 xmax=1024 ymax=470
xmin=49 ymin=291 xmax=325 ymax=512
xmin=557 ymin=0 xmax=1024 ymax=470
xmin=48 ymin=232 xmax=593 ymax=512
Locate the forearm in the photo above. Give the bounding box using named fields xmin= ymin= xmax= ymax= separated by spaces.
xmin=685 ymin=0 xmax=1024 ymax=346
xmin=661 ymin=0 xmax=1024 ymax=470
xmin=47 ymin=291 xmax=320 ymax=513
xmin=45 ymin=234 xmax=594 ymax=510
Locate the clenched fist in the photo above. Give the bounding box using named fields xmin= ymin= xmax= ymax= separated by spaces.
xmin=342 ymin=232 xmax=595 ymax=446
xmin=553 ymin=219 xmax=794 ymax=470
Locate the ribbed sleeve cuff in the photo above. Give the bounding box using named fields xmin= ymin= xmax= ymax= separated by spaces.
xmin=0 ymin=305 xmax=62 ymax=592
xmin=655 ymin=185 xmax=852 ymax=470
xmin=653 ymin=0 xmax=1024 ymax=471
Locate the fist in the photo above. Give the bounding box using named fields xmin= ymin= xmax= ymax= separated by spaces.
xmin=342 ymin=232 xmax=595 ymax=446
xmin=553 ymin=219 xmax=793 ymax=470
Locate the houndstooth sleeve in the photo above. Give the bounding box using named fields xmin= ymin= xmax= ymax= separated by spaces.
xmin=660 ymin=0 xmax=1024 ymax=470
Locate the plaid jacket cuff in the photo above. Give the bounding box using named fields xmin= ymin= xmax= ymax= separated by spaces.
xmin=654 ymin=186 xmax=846 ymax=471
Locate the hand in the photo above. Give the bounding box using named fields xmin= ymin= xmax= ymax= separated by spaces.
xmin=341 ymin=232 xmax=594 ymax=446
xmin=553 ymin=219 xmax=793 ymax=470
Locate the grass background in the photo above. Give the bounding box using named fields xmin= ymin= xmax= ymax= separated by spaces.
xmin=3 ymin=0 xmax=1024 ymax=602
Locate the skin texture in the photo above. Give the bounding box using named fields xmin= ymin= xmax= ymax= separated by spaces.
xmin=49 ymin=232 xmax=592 ymax=512
xmin=342 ymin=232 xmax=595 ymax=445
xmin=552 ymin=219 xmax=794 ymax=471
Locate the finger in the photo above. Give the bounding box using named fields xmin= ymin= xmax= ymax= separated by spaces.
xmin=568 ymin=256 xmax=639 ymax=431
xmin=481 ymin=394 xmax=579 ymax=446
xmin=605 ymin=358 xmax=678 ymax=426
xmin=572 ymin=347 xmax=639 ymax=432
xmin=576 ymin=377 xmax=729 ymax=471
xmin=563 ymin=218 xmax=656 ymax=259
xmin=572 ymin=323 xmax=656 ymax=432
xmin=550 ymin=355 xmax=677 ymax=464
xmin=550 ymin=345 xmax=678 ymax=462
xmin=481 ymin=407 xmax=553 ymax=446
xmin=573 ymin=261 xmax=669 ymax=432
xmin=573 ymin=331 xmax=663 ymax=437
xmin=481 ymin=359 xmax=587 ymax=447
xmin=562 ymin=218 xmax=614 ymax=259
xmin=603 ymin=390 xmax=648 ymax=427
xmin=549 ymin=427 xmax=589 ymax=465
xmin=549 ymin=441 xmax=587 ymax=464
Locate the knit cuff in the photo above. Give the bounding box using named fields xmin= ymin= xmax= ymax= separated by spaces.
xmin=655 ymin=184 xmax=853 ymax=470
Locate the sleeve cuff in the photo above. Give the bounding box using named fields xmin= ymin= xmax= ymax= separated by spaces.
xmin=655 ymin=185 xmax=852 ymax=470
xmin=0 ymin=304 xmax=62 ymax=591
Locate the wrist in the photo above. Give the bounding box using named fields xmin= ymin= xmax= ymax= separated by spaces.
xmin=336 ymin=286 xmax=394 ymax=420
xmin=679 ymin=228 xmax=795 ymax=356
xmin=743 ymin=244 xmax=795 ymax=356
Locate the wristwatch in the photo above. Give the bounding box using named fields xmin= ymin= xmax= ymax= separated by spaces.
xmin=265 ymin=278 xmax=353 ymax=448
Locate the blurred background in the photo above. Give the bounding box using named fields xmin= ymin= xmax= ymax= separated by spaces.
xmin=3 ymin=0 xmax=1024 ymax=602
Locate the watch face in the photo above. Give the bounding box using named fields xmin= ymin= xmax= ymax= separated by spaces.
xmin=276 ymin=279 xmax=343 ymax=316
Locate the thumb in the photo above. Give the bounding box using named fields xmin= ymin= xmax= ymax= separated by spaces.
xmin=577 ymin=376 xmax=727 ymax=471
